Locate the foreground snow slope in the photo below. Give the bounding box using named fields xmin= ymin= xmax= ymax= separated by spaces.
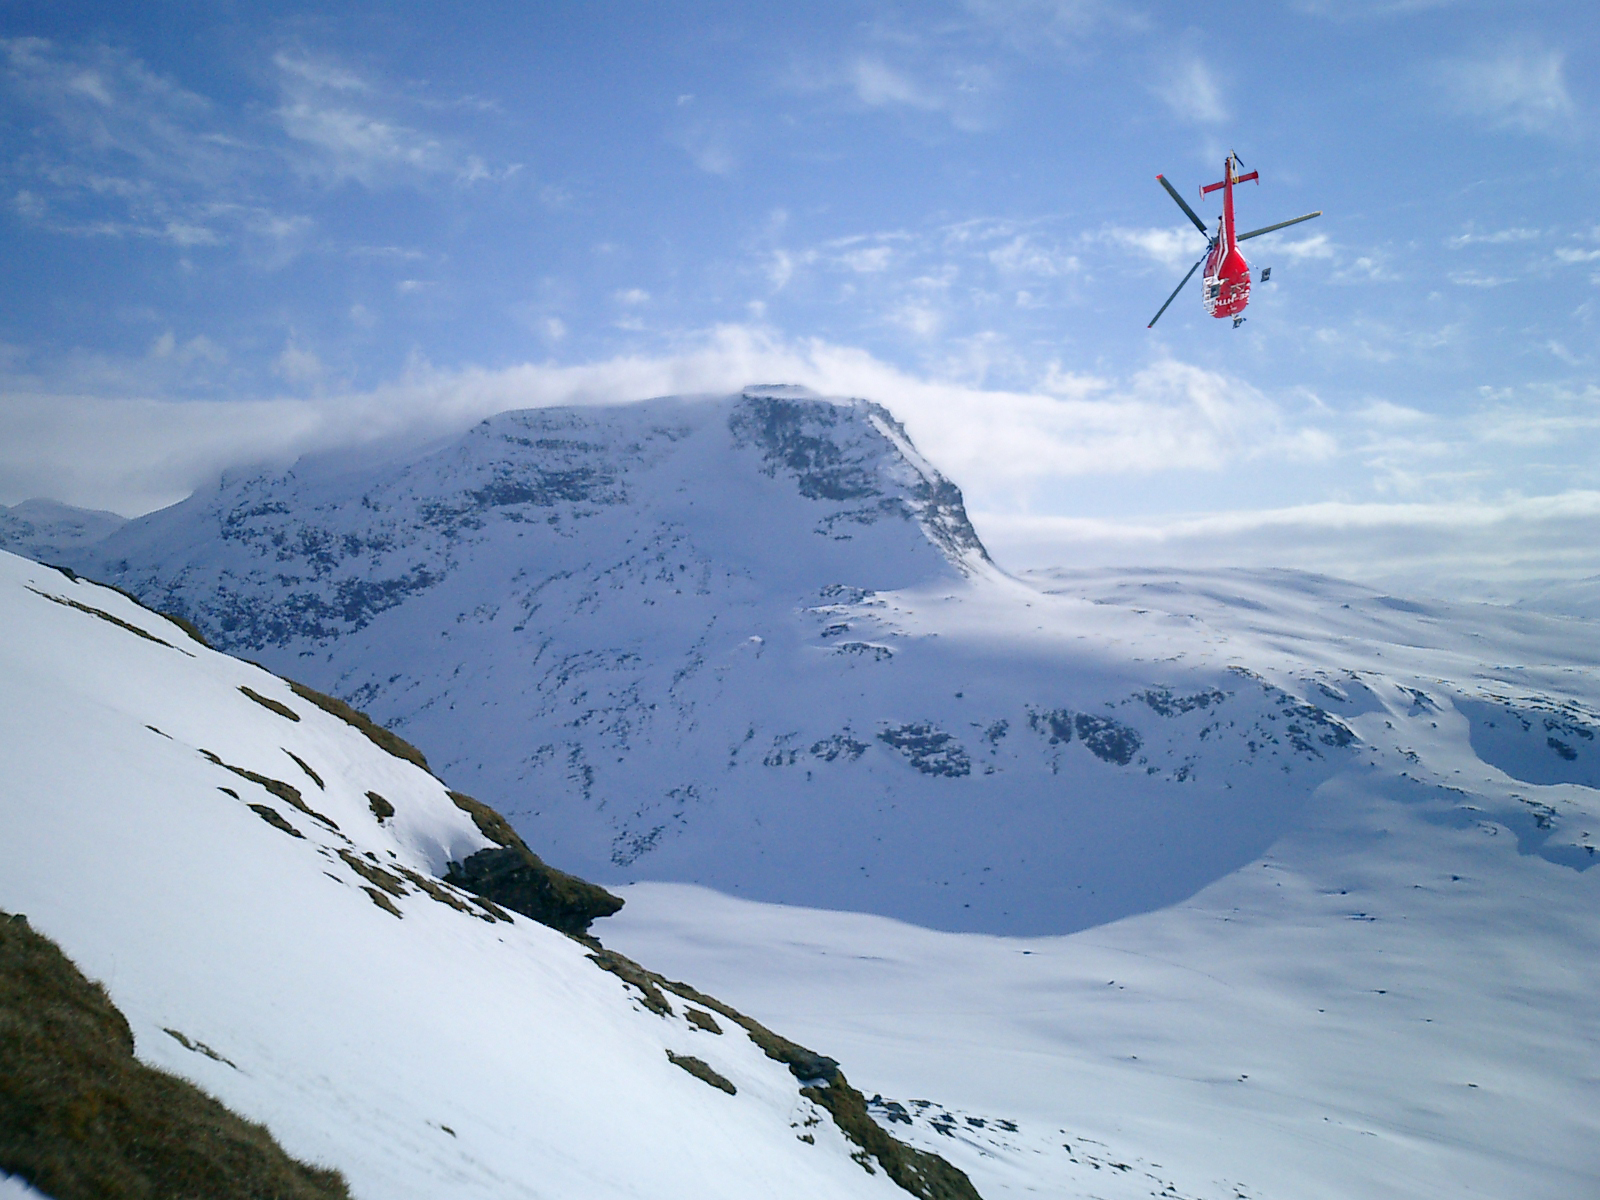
xmin=604 ymin=565 xmax=1600 ymax=1200
xmin=0 ymin=549 xmax=938 ymax=1200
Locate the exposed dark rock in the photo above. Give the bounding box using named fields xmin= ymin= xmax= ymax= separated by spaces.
xmin=878 ymin=723 xmax=972 ymax=777
xmin=1027 ymin=708 xmax=1073 ymax=745
xmin=730 ymin=391 xmax=991 ymax=570
xmin=585 ymin=946 xmax=983 ymax=1200
xmin=446 ymin=791 xmax=624 ymax=935
xmin=366 ymin=791 xmax=395 ymax=823
xmin=1140 ymin=687 xmax=1227 ymax=717
xmin=811 ymin=733 xmax=870 ymax=762
xmin=1073 ymin=713 xmax=1142 ymax=766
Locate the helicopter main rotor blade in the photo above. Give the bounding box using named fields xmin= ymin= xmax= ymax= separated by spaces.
xmin=1157 ymin=174 xmax=1211 ymax=237
xmin=1237 ymin=211 xmax=1322 ymax=241
xmin=1147 ymin=254 xmax=1206 ymax=329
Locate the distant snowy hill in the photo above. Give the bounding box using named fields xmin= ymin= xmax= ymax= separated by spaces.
xmin=0 ymin=498 xmax=125 ymax=562
xmin=0 ymin=549 xmax=974 ymax=1200
xmin=72 ymin=387 xmax=1599 ymax=935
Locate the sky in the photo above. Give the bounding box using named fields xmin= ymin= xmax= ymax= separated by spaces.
xmin=1 ymin=0 xmax=1597 ymax=596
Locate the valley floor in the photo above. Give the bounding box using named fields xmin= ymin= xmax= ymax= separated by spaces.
xmin=608 ymin=754 xmax=1600 ymax=1199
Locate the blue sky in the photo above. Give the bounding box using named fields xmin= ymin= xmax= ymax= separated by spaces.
xmin=2 ymin=0 xmax=1597 ymax=593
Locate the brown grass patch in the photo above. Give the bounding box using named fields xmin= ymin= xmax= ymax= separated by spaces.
xmin=25 ymin=587 xmax=189 ymax=655
xmin=282 ymin=749 xmax=324 ymax=790
xmin=365 ymin=792 xmax=395 ymax=823
xmin=0 ymin=910 xmax=349 ymax=1199
xmin=359 ymin=887 xmax=402 ymax=918
xmin=685 ymin=1008 xmax=723 ymax=1034
xmin=247 ymin=804 xmax=304 ymax=839
xmin=337 ymin=850 xmax=407 ymax=898
xmin=237 ymin=686 xmax=301 ymax=723
xmin=666 ymin=1052 xmax=736 ymax=1095
xmin=200 ymin=751 xmax=340 ymax=833
xmin=282 ymin=680 xmax=431 ymax=774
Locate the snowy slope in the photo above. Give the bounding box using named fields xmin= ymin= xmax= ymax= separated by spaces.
xmin=77 ymin=387 xmax=1386 ymax=935
xmin=0 ymin=549 xmax=960 ymax=1200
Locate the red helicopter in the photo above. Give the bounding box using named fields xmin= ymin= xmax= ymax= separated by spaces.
xmin=1148 ymin=153 xmax=1321 ymax=329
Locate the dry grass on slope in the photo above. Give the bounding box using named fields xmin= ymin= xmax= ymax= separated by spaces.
xmin=0 ymin=911 xmax=349 ymax=1200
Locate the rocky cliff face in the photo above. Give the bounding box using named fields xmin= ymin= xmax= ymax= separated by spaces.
xmin=85 ymin=387 xmax=989 ymax=652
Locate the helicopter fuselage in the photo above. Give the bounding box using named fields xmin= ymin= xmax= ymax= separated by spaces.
xmin=1200 ymin=160 xmax=1255 ymax=319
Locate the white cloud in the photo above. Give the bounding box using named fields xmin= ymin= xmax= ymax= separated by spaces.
xmin=976 ymin=491 xmax=1600 ymax=602
xmin=1269 ymin=233 xmax=1335 ymax=261
xmin=850 ymin=59 xmax=943 ymax=112
xmin=0 ymin=326 xmax=1335 ymax=516
xmin=1099 ymin=226 xmax=1205 ymax=271
xmin=615 ymin=288 xmax=651 ymax=305
xmin=273 ymin=50 xmax=516 ymax=187
xmin=0 ymin=37 xmax=271 ymax=246
xmin=839 ymin=245 xmax=895 ymax=273
xmin=671 ymin=120 xmax=737 ymax=176
xmin=1436 ymin=46 xmax=1577 ymax=136
xmin=988 ymin=235 xmax=1079 ymax=277
xmin=1153 ymin=56 xmax=1228 ymax=125
xmin=272 ymin=338 xmax=324 ymax=386
xmin=784 ymin=51 xmax=991 ymax=133
xmin=149 ymin=332 xmax=226 ymax=366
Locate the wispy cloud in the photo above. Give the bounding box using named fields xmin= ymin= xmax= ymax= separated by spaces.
xmin=850 ymin=58 xmax=945 ymax=112
xmin=784 ymin=53 xmax=993 ymax=132
xmin=959 ymin=0 xmax=1148 ymax=51
xmin=0 ymin=35 xmax=518 ymax=264
xmin=1435 ymin=45 xmax=1578 ymax=136
xmin=273 ymin=50 xmax=518 ymax=186
xmin=1448 ymin=227 xmax=1541 ymax=248
xmin=0 ymin=36 xmax=279 ymax=247
xmin=1152 ymin=56 xmax=1228 ymax=125
xmin=1292 ymin=0 xmax=1464 ymax=19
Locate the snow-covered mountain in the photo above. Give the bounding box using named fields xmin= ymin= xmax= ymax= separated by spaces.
xmin=72 ymin=387 xmax=1599 ymax=937
xmin=67 ymin=387 xmax=1386 ymax=933
xmin=0 ymin=549 xmax=975 ymax=1200
xmin=0 ymin=499 xmax=126 ymax=563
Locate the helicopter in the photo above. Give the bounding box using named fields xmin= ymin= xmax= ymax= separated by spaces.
xmin=1147 ymin=153 xmax=1321 ymax=329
